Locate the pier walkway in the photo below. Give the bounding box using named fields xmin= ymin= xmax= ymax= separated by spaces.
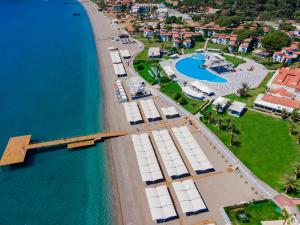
xmin=0 ymin=131 xmax=128 ymax=166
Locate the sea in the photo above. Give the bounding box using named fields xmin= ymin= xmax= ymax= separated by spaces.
xmin=0 ymin=0 xmax=113 ymax=224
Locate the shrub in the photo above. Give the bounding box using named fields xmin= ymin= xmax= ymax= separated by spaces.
xmin=178 ymin=97 xmax=188 ymax=105
xmin=172 ymin=92 xmax=181 ymax=100
xmin=160 ymin=76 xmax=171 ymax=83
xmin=136 ymin=64 xmax=145 ymax=70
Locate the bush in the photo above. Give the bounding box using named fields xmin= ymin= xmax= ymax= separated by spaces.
xmin=160 ymin=76 xmax=171 ymax=83
xmin=172 ymin=92 xmax=181 ymax=100
xmin=178 ymin=97 xmax=188 ymax=105
xmin=136 ymin=64 xmax=145 ymax=71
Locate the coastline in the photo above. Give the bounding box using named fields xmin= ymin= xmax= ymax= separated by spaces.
xmin=79 ymin=1 xmax=278 ymax=225
xmin=79 ymin=1 xmax=124 ymax=224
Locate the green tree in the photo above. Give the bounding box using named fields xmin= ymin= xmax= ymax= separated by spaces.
xmin=262 ymin=31 xmax=291 ymax=53
xmin=279 ymin=22 xmax=296 ymax=31
xmin=292 ymin=162 xmax=300 ymax=179
xmin=291 ymin=109 xmax=299 ymax=122
xmin=281 ymin=174 xmax=298 ymax=194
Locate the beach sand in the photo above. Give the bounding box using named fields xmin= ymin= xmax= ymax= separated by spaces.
xmin=80 ymin=1 xmax=272 ymax=225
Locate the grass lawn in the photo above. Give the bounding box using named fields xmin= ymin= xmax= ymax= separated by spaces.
xmin=133 ymin=61 xmax=158 ymax=85
xmin=160 ymin=81 xmax=207 ymax=114
xmin=225 ymin=200 xmax=281 ymax=225
xmin=133 ymin=35 xmax=173 ymax=61
xmin=183 ymin=41 xmax=205 ymax=54
xmin=207 ymin=42 xmax=228 ymax=52
xmin=225 ymin=72 xmax=274 ymax=107
xmin=223 ymin=54 xmax=246 ymax=68
xmin=241 ymin=54 xmax=282 ymax=70
xmin=202 ymin=109 xmax=300 ymax=191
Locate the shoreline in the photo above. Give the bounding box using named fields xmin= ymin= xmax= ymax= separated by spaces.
xmin=79 ymin=1 xmax=278 ymax=224
xmin=79 ymin=1 xmax=124 ymax=224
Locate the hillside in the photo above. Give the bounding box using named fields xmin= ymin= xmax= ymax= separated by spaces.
xmin=178 ymin=0 xmax=300 ymax=21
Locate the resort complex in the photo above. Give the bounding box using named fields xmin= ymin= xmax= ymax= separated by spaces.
xmin=3 ymin=0 xmax=300 ymax=225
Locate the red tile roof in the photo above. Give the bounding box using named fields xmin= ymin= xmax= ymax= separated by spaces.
xmin=262 ymin=94 xmax=300 ymax=109
xmin=272 ymin=68 xmax=300 ymax=90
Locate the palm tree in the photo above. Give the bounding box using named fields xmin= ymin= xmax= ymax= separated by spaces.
xmin=281 ymin=208 xmax=295 ymax=225
xmin=296 ymin=133 xmax=300 ymax=144
xmin=289 ymin=123 xmax=296 ymax=136
xmin=292 ymin=162 xmax=300 ymax=179
xmin=291 ymin=109 xmax=299 ymax=122
xmin=215 ymin=103 xmax=222 ymax=113
xmin=281 ymin=109 xmax=289 ymax=120
xmin=224 ymin=118 xmax=232 ymax=130
xmin=230 ymin=132 xmax=238 ymax=146
xmin=207 ymin=111 xmax=213 ymax=124
xmin=281 ymin=174 xmax=298 ymax=194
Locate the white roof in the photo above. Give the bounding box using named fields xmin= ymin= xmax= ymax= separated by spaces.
xmin=123 ymin=102 xmax=143 ymax=124
xmin=113 ymin=63 xmax=126 ymax=76
xmin=119 ymin=49 xmax=131 ymax=58
xmin=254 ymin=94 xmax=294 ymax=113
xmin=152 ymin=129 xmax=189 ymax=178
xmin=140 ymin=99 xmax=161 ymax=121
xmin=182 ymin=86 xmax=205 ymax=99
xmin=110 ymin=50 xmax=122 ymax=64
xmin=212 ymin=96 xmax=230 ymax=107
xmin=148 ymin=47 xmax=160 ymax=57
xmin=161 ymin=107 xmax=179 ymax=117
xmin=145 ymin=185 xmax=177 ymax=221
xmin=108 ymin=46 xmax=118 ymax=51
xmin=228 ymin=101 xmax=246 ymax=113
xmin=190 ymin=81 xmax=214 ymax=95
xmin=172 ymin=179 xmax=207 ymax=214
xmin=172 ymin=126 xmax=214 ymax=174
xmin=131 ymin=134 xmax=163 ymax=183
xmin=162 ymin=65 xmax=175 ymax=77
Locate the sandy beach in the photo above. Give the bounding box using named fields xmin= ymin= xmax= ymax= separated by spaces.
xmin=79 ymin=1 xmax=277 ymax=225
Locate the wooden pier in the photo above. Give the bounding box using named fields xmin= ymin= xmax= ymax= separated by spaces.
xmin=0 ymin=131 xmax=128 ymax=166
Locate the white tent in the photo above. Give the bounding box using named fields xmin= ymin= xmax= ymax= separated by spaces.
xmin=123 ymin=102 xmax=143 ymax=125
xmin=119 ymin=49 xmax=131 ymax=59
xmin=139 ymin=99 xmax=161 ymax=122
xmin=131 ymin=134 xmax=164 ymax=184
xmin=172 ymin=126 xmax=214 ymax=174
xmin=110 ymin=50 xmax=122 ymax=64
xmin=145 ymin=185 xmax=177 ymax=222
xmin=161 ymin=107 xmax=180 ymax=119
xmin=152 ymin=129 xmax=189 ymax=179
xmin=190 ymin=81 xmax=214 ymax=96
xmin=172 ymin=179 xmax=207 ymax=215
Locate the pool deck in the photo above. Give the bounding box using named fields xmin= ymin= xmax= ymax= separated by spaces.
xmin=161 ymin=52 xmax=269 ymax=100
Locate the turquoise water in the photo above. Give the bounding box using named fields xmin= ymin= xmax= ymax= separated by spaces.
xmin=0 ymin=0 xmax=113 ymax=224
xmin=175 ymin=54 xmax=227 ymax=83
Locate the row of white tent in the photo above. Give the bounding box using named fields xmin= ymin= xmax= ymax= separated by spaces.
xmin=145 ymin=185 xmax=178 ymax=223
xmin=113 ymin=63 xmax=126 ymax=77
xmin=152 ymin=130 xmax=189 ymax=179
xmin=109 ymin=49 xmax=127 ymax=77
xmin=172 ymin=126 xmax=214 ymax=174
xmin=161 ymin=107 xmax=180 ymax=119
xmin=119 ymin=49 xmax=131 ymax=59
xmin=123 ymin=102 xmax=143 ymax=125
xmin=110 ymin=50 xmax=122 ymax=64
xmin=114 ymin=80 xmax=128 ymax=103
xmin=131 ymin=134 xmax=164 ymax=184
xmin=145 ymin=179 xmax=207 ymax=222
xmin=172 ymin=179 xmax=207 ymax=215
xmin=140 ymin=99 xmax=161 ymax=122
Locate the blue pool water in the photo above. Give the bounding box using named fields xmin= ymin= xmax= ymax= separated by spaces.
xmin=0 ymin=0 xmax=113 ymax=224
xmin=175 ymin=54 xmax=227 ymax=83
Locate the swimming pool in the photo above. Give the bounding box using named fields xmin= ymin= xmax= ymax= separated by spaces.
xmin=175 ymin=54 xmax=227 ymax=83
